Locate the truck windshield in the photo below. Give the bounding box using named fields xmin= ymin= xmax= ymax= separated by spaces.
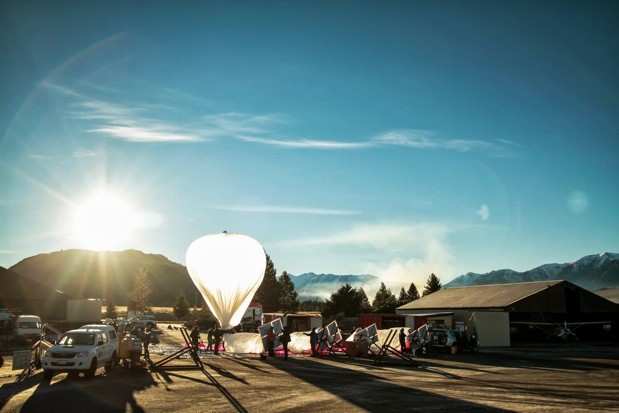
xmin=18 ymin=322 xmax=41 ymax=329
xmin=58 ymin=333 xmax=95 ymax=346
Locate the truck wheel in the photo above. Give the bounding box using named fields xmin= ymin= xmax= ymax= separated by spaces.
xmin=85 ymin=358 xmax=97 ymax=379
xmin=43 ymin=370 xmax=53 ymax=380
xmin=105 ymin=352 xmax=117 ymax=372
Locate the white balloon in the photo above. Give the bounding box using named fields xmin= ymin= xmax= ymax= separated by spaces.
xmin=186 ymin=232 xmax=266 ymax=330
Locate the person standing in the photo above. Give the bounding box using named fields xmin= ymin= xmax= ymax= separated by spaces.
xmin=206 ymin=326 xmax=214 ymax=351
xmin=190 ymin=325 xmax=200 ymax=352
xmin=399 ymin=328 xmax=406 ymax=354
xmin=142 ymin=327 xmax=152 ymax=358
xmin=304 ymin=328 xmax=319 ymax=356
xmin=213 ymin=327 xmax=223 ymax=355
xmin=266 ymin=327 xmax=276 ymax=357
xmin=279 ymin=327 xmax=291 ymax=360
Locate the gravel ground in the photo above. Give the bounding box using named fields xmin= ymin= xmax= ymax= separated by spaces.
xmin=1 ymin=326 xmax=618 ymax=412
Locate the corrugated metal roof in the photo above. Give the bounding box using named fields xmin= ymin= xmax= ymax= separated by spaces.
xmin=397 ymin=280 xmax=565 ymax=310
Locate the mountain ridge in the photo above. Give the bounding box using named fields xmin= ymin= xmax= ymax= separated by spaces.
xmin=7 ymin=250 xmax=618 ymax=306
xmin=445 ymin=252 xmax=619 ymax=291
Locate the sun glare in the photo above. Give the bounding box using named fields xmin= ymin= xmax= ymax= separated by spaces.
xmin=73 ymin=193 xmax=134 ymax=250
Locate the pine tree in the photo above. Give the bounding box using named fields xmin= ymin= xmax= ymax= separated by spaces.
xmin=128 ymin=267 xmax=153 ymax=306
xmin=372 ymin=282 xmax=397 ymax=313
xmin=254 ymin=254 xmax=281 ymax=312
xmin=357 ymin=287 xmax=373 ymax=313
xmin=406 ymin=282 xmax=420 ymax=301
xmin=173 ymin=291 xmax=190 ymax=320
xmin=422 ymin=273 xmax=442 ymax=296
xmin=397 ymin=287 xmax=409 ymax=307
xmin=323 ymin=283 xmax=363 ymax=318
xmin=105 ymin=298 xmax=117 ymax=319
xmin=278 ymin=271 xmax=300 ymax=313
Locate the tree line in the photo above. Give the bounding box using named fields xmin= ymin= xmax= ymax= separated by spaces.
xmin=108 ymin=254 xmax=444 ymax=322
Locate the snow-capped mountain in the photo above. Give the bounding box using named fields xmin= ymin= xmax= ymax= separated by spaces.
xmin=445 ymin=252 xmax=619 ymax=291
xmin=290 ymin=272 xmax=379 ymax=300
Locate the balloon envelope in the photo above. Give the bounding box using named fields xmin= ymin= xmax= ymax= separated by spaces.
xmin=186 ymin=233 xmax=266 ymax=329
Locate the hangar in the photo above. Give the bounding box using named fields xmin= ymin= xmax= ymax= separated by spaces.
xmin=0 ymin=266 xmax=69 ymax=320
xmin=396 ymin=280 xmax=619 ymax=347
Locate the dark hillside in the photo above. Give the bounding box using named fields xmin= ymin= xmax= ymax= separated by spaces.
xmin=9 ymin=249 xmax=198 ymax=306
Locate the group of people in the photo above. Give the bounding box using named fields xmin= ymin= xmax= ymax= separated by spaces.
xmin=265 ymin=326 xmax=323 ymax=359
xmin=127 ymin=324 xmax=152 ymax=358
xmin=190 ymin=325 xmax=223 ymax=355
xmin=399 ymin=328 xmax=421 ymax=356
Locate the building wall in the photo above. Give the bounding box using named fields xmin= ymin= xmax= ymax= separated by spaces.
xmin=470 ymin=311 xmax=510 ymax=347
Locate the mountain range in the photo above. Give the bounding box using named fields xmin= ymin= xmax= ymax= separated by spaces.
xmin=445 ymin=252 xmax=619 ymax=291
xmin=7 ymin=250 xmax=619 ymax=306
xmin=289 ymin=272 xmax=379 ymax=301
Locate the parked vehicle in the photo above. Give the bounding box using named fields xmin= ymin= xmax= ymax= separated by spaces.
xmin=127 ymin=315 xmax=157 ymax=330
xmin=15 ymin=315 xmax=42 ymax=342
xmin=431 ymin=328 xmax=479 ymax=353
xmin=42 ymin=324 xmax=119 ymax=380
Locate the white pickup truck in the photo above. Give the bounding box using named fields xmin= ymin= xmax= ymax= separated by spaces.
xmin=127 ymin=315 xmax=157 ymax=329
xmin=42 ymin=324 xmax=119 ymax=380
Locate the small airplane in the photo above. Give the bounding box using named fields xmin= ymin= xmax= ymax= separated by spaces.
xmin=510 ymin=320 xmax=611 ymax=341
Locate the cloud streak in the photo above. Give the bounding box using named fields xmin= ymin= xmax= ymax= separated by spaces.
xmin=50 ymin=83 xmax=514 ymax=153
xmin=211 ymin=205 xmax=359 ymax=216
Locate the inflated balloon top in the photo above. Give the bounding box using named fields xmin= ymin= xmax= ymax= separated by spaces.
xmin=186 ymin=232 xmax=266 ymax=330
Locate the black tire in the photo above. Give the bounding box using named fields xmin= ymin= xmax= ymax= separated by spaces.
xmin=105 ymin=352 xmax=117 ymax=372
xmin=85 ymin=358 xmax=97 ymax=379
xmin=43 ymin=370 xmax=53 ymax=380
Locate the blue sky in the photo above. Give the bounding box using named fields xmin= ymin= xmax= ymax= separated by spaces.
xmin=1 ymin=1 xmax=618 ymax=293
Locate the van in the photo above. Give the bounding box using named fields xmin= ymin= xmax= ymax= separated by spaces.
xmin=15 ymin=315 xmax=42 ymax=342
xmin=42 ymin=324 xmax=119 ymax=380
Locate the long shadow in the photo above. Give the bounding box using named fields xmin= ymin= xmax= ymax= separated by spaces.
xmin=148 ymin=360 xmax=248 ymax=413
xmin=0 ymin=370 xmax=44 ymax=409
xmin=18 ymin=369 xmax=156 ymax=413
xmin=265 ymin=356 xmax=512 ymax=412
xmin=426 ymin=345 xmax=619 ymax=374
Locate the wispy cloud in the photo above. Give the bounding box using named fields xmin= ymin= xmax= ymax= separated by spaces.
xmin=88 ymin=125 xmax=203 ymax=143
xmin=211 ymin=205 xmax=359 ymax=215
xmin=75 ymin=100 xmax=205 ymax=143
xmin=203 ymin=112 xmax=287 ymax=135
xmin=375 ymin=130 xmax=499 ymax=152
xmin=48 ymin=82 xmax=515 ymax=152
xmin=238 ymin=136 xmax=372 ymax=149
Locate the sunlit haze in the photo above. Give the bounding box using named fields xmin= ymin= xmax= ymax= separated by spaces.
xmin=1 ymin=2 xmax=618 ymax=293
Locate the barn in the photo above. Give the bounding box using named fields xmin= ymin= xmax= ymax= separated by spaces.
xmin=396 ymin=280 xmax=619 ymax=347
xmin=0 ymin=266 xmax=69 ymax=321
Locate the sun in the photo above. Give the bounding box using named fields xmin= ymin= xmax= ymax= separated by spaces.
xmin=73 ymin=193 xmax=134 ymax=250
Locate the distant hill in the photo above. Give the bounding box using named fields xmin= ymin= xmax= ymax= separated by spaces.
xmin=290 ymin=272 xmax=379 ymax=300
xmin=9 ymin=249 xmax=199 ymax=306
xmin=445 ymin=252 xmax=619 ymax=291
xmin=595 ymin=286 xmax=619 ymax=304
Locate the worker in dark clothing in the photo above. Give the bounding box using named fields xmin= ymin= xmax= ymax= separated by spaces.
xmin=399 ymin=328 xmax=406 ymax=353
xmin=213 ymin=327 xmax=223 ymax=355
xmin=142 ymin=327 xmax=152 ymax=358
xmin=304 ymin=328 xmax=319 ymax=356
xmin=190 ymin=325 xmax=200 ymax=352
xmin=279 ymin=327 xmax=291 ymax=360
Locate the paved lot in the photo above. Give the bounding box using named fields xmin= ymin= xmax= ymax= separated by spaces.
xmin=1 ymin=327 xmax=618 ymax=412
